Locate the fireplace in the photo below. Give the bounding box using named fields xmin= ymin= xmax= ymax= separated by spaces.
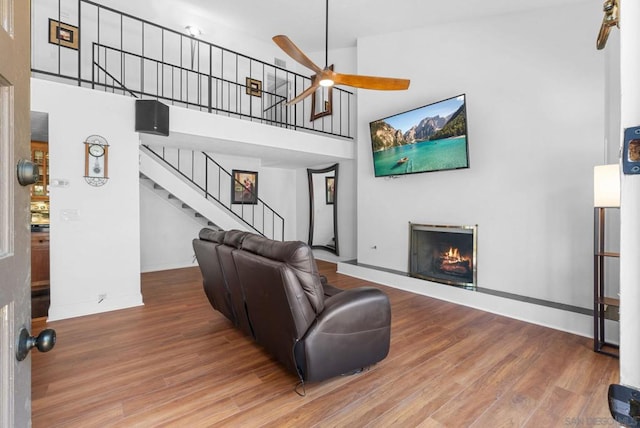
xmin=409 ymin=223 xmax=477 ymax=289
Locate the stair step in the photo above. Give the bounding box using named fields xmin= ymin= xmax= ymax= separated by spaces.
xmin=153 ymin=183 xmax=163 ymax=190
xmin=168 ymin=194 xmax=176 ymax=200
xmin=139 ymin=173 xmax=149 ymax=179
xmin=195 ymin=212 xmax=203 ymax=218
xmin=181 ymin=203 xmax=190 ymax=209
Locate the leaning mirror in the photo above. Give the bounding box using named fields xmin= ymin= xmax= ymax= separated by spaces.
xmin=307 ymin=164 xmax=339 ymax=255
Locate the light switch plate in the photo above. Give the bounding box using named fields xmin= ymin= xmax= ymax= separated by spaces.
xmin=60 ymin=209 xmax=80 ymax=221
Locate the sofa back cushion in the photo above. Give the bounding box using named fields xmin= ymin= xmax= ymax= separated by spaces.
xmin=241 ymin=234 xmax=325 ymax=314
xmin=199 ymin=228 xmax=226 ymax=244
xmin=216 ymin=243 xmax=254 ymax=337
xmin=192 ymin=238 xmax=235 ymax=323
xmin=223 ymin=229 xmax=249 ymax=248
xmin=232 ymin=249 xmax=317 ymax=376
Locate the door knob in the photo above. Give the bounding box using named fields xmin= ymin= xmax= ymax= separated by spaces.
xmin=16 ymin=328 xmax=56 ymax=361
xmin=16 ymin=159 xmax=39 ymax=186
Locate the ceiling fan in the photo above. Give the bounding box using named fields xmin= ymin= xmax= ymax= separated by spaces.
xmin=272 ymin=0 xmax=410 ymax=105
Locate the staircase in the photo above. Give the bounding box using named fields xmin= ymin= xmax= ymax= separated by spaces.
xmin=139 ymin=145 xmax=285 ymax=241
xmin=139 ymin=172 xmax=221 ymax=231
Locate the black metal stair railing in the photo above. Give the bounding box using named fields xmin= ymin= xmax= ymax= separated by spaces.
xmin=91 ymin=43 xmax=289 ymax=127
xmin=142 ymin=145 xmax=284 ymax=241
xmin=31 ymin=0 xmax=355 ymax=139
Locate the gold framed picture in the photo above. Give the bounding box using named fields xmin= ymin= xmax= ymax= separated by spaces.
xmin=246 ymin=78 xmax=262 ymax=97
xmin=49 ymin=19 xmax=79 ymax=50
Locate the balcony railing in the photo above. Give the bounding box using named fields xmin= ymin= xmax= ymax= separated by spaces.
xmin=31 ymin=0 xmax=354 ymax=139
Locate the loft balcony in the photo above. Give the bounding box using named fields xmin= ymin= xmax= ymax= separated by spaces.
xmin=31 ymin=0 xmax=356 ymax=142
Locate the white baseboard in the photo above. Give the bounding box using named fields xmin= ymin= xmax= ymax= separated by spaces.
xmin=338 ymin=261 xmax=594 ymax=339
xmin=141 ymin=260 xmax=198 ymax=273
xmin=47 ymin=293 xmax=144 ymax=321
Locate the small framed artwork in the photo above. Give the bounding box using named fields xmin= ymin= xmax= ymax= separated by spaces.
xmin=246 ymin=78 xmax=262 ymax=97
xmin=49 ymin=19 xmax=79 ymax=50
xmin=232 ymin=170 xmax=258 ymax=204
xmin=326 ymin=177 xmax=335 ymax=205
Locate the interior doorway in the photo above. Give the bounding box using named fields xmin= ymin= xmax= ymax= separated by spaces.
xmin=30 ymin=111 xmax=50 ymax=319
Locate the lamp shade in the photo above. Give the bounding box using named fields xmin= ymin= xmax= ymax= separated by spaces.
xmin=594 ymin=164 xmax=620 ymax=207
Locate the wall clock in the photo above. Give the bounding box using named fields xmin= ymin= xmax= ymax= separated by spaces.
xmin=84 ymin=135 xmax=109 ymax=187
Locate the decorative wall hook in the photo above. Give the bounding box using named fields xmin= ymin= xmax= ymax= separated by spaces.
xmin=597 ymin=0 xmax=619 ymax=50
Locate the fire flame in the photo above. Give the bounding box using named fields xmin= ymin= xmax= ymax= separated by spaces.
xmin=441 ymin=247 xmax=470 ymax=264
xmin=437 ymin=246 xmax=472 ymax=277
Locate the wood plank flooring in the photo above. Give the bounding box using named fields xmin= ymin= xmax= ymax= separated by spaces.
xmin=31 ymin=261 xmax=618 ymax=427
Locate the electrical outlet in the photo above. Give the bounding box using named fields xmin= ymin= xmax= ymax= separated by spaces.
xmin=98 ymin=294 xmax=107 ymax=303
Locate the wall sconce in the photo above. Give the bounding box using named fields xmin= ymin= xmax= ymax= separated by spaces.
xmin=594 ymin=164 xmax=621 ymax=207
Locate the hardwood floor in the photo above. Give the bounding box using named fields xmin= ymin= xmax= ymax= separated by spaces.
xmin=32 ymin=261 xmax=618 ymax=427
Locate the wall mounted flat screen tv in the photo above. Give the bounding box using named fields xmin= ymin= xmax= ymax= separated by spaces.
xmin=369 ymin=94 xmax=469 ymax=177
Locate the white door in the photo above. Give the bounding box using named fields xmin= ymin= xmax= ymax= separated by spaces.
xmin=0 ymin=0 xmax=33 ymax=426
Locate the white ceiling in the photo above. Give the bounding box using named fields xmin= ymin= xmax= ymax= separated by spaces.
xmin=94 ymin=0 xmax=591 ymax=52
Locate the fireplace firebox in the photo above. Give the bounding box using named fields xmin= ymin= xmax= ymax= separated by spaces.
xmin=409 ymin=223 xmax=477 ymax=289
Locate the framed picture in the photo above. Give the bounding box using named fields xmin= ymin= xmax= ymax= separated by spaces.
xmin=232 ymin=170 xmax=258 ymax=204
xmin=49 ymin=19 xmax=79 ymax=50
xmin=326 ymin=177 xmax=335 ymax=205
xmin=246 ymin=78 xmax=262 ymax=97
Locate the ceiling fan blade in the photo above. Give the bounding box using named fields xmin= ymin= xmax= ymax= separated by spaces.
xmin=273 ymin=35 xmax=323 ymax=74
xmin=286 ymin=81 xmax=320 ymax=105
xmin=332 ymin=73 xmax=410 ymax=90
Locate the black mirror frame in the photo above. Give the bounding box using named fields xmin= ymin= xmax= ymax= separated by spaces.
xmin=307 ymin=163 xmax=339 ymax=256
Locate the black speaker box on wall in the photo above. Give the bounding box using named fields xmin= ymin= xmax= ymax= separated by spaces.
xmin=135 ymin=100 xmax=169 ymax=136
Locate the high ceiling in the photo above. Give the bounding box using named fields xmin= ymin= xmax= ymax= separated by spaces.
xmin=72 ymin=0 xmax=594 ymax=168
xmin=94 ymin=0 xmax=591 ymax=52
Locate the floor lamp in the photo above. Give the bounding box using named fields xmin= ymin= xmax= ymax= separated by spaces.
xmin=593 ymin=164 xmax=621 ymax=357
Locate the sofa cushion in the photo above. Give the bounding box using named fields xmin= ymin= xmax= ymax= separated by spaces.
xmin=223 ymin=230 xmax=249 ymax=248
xmin=192 ymin=238 xmax=235 ymax=323
xmin=199 ymin=228 xmax=226 ymax=243
xmin=241 ymin=234 xmax=325 ymax=314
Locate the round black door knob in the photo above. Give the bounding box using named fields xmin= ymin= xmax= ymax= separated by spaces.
xmin=16 ymin=328 xmax=56 ymax=361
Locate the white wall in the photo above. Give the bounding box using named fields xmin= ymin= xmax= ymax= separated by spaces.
xmin=31 ymin=78 xmax=143 ymax=321
xmin=298 ymin=159 xmax=357 ymax=263
xmin=139 ymin=184 xmax=203 ymax=272
xmin=355 ymin=3 xmax=603 ymax=310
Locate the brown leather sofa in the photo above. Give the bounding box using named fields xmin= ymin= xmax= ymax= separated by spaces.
xmin=192 ymin=228 xmax=391 ymax=384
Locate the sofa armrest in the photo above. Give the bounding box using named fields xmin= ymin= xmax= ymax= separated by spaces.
xmin=318 ymin=287 xmax=391 ymax=331
xmin=321 ymin=279 xmax=343 ymax=298
xmin=298 ymin=287 xmax=391 ymax=382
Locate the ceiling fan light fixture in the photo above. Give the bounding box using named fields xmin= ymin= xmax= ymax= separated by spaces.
xmin=319 ymin=78 xmax=334 ymax=87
